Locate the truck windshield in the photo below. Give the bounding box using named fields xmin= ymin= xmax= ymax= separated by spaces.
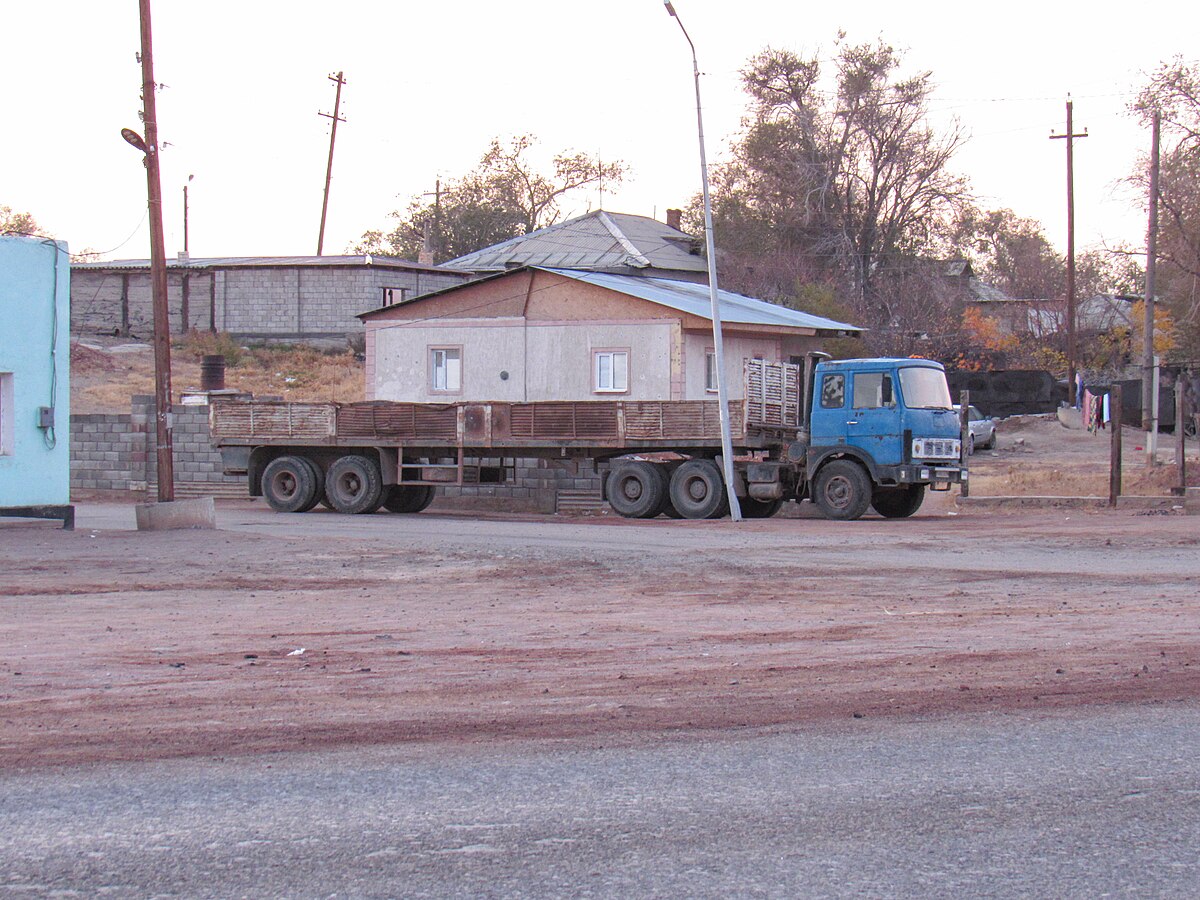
xmin=898 ymin=367 xmax=952 ymax=409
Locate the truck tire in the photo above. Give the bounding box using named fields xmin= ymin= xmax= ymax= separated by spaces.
xmin=740 ymin=496 xmax=783 ymax=518
xmin=870 ymin=484 xmax=925 ymax=519
xmin=296 ymin=457 xmax=325 ymax=513
xmin=261 ymin=455 xmax=319 ymax=513
xmin=325 ymin=454 xmax=384 ymax=515
xmin=382 ymin=484 xmax=435 ymax=514
xmin=607 ymin=461 xmax=668 ymax=518
xmin=813 ymin=460 xmax=872 ymax=521
xmin=669 ymin=459 xmax=728 ymax=519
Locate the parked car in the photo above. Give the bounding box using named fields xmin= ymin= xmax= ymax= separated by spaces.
xmin=954 ymin=405 xmax=997 ymax=454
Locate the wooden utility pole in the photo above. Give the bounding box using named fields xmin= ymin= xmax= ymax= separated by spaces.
xmin=138 ymin=0 xmax=174 ymax=502
xmin=1050 ymin=98 xmax=1088 ymax=407
xmin=1109 ymin=383 xmax=1123 ymax=508
xmin=316 ymin=71 xmax=346 ymax=256
xmin=1142 ymin=110 xmax=1161 ymax=446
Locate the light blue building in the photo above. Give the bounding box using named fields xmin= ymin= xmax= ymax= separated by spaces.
xmin=0 ymin=235 xmax=73 ymax=528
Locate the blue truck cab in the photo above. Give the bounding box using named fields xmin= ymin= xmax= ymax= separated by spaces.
xmin=802 ymin=357 xmax=966 ymax=519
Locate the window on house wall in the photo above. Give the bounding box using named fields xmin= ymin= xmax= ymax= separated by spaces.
xmin=0 ymin=373 xmax=13 ymax=455
xmin=430 ymin=347 xmax=461 ymax=393
xmin=704 ymin=350 xmax=718 ymax=393
xmin=593 ymin=350 xmax=629 ymax=393
xmin=381 ymin=287 xmax=408 ymax=308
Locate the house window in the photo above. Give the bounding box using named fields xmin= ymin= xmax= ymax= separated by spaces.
xmin=381 ymin=287 xmax=408 ymax=308
xmin=593 ymin=350 xmax=629 ymax=393
xmin=705 ymin=350 xmax=718 ymax=393
xmin=430 ymin=347 xmax=461 ymax=393
xmin=0 ymin=373 xmax=13 ymax=455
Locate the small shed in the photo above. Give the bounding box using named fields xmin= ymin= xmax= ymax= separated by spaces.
xmin=360 ymin=266 xmax=860 ymax=403
xmin=0 ymin=236 xmax=73 ymax=528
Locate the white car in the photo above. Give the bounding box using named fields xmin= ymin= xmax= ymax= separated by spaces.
xmin=955 ymin=405 xmax=997 ymax=454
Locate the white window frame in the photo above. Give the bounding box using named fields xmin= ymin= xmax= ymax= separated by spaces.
xmin=429 ymin=346 xmax=462 ymax=394
xmin=704 ymin=349 xmax=718 ymax=393
xmin=0 ymin=373 xmax=13 ymax=456
xmin=593 ymin=349 xmax=629 ymax=394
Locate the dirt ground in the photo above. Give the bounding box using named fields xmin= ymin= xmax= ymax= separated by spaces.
xmin=9 ymin=358 xmax=1196 ymax=770
xmin=2 ymin=500 xmax=1197 ymax=771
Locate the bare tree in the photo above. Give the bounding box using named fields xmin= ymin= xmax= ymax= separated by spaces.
xmin=709 ymin=38 xmax=970 ymax=330
xmin=356 ymin=135 xmax=626 ymax=262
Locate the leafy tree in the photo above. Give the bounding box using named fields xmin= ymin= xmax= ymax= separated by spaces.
xmin=356 ymin=135 xmax=626 ymax=262
xmin=1131 ymin=58 xmax=1200 ymax=361
xmin=706 ymin=37 xmax=970 ymax=336
xmin=1 ymin=204 xmax=45 ymax=237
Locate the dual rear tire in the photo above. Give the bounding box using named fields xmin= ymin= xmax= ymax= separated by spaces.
xmin=607 ymin=459 xmax=745 ymax=520
xmin=262 ymin=454 xmax=436 ymax=515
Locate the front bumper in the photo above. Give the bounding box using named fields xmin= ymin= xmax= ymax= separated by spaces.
xmin=884 ymin=463 xmax=967 ymax=487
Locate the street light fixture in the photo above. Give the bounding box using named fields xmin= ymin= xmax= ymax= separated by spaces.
xmin=662 ymin=0 xmax=742 ymax=521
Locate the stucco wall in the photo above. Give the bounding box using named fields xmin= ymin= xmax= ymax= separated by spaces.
xmin=369 ymin=318 xmax=675 ymax=402
xmin=0 ymin=236 xmax=71 ymax=507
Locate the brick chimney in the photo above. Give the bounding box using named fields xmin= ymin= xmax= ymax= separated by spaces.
xmin=666 ymin=208 xmax=683 ymax=231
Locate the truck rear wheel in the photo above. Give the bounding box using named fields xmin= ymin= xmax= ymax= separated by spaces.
xmin=607 ymin=461 xmax=668 ymax=518
xmin=296 ymin=457 xmax=325 ymax=512
xmin=325 ymin=454 xmax=384 ymax=514
xmin=740 ymin=496 xmax=783 ymax=518
xmin=261 ymin=456 xmax=320 ymax=513
xmin=870 ymin=484 xmax=925 ymax=519
xmin=669 ymin=460 xmax=728 ymax=519
xmin=382 ymin=484 xmax=435 ymax=514
xmin=813 ymin=460 xmax=871 ymax=521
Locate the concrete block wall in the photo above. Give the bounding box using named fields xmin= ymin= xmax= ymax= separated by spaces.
xmin=73 ymin=264 xmax=472 ymax=343
xmin=70 ymin=397 xmax=244 ymax=499
xmin=72 ymin=270 xmax=214 ymax=337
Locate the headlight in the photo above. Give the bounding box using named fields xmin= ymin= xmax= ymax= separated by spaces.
xmin=912 ymin=438 xmax=960 ymax=459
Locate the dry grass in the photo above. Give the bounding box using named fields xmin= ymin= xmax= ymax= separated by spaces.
xmin=71 ymin=334 xmax=364 ymax=414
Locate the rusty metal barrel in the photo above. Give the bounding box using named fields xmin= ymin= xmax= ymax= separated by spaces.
xmin=200 ymin=354 xmax=226 ymax=391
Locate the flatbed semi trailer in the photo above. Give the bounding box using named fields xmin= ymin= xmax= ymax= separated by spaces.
xmin=210 ymin=356 xmax=967 ymax=521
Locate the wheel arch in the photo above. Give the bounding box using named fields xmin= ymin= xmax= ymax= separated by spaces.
xmin=807 ymin=447 xmax=878 ymax=488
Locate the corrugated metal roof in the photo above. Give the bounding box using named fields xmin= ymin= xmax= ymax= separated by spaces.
xmin=441 ymin=210 xmax=709 ymax=274
xmin=72 ymin=254 xmax=451 ymax=273
xmin=544 ymin=268 xmax=861 ymax=334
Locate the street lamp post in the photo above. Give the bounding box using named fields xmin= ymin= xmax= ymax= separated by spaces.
xmin=662 ymin=0 xmax=742 ymax=521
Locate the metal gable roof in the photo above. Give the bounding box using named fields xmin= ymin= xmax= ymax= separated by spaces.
xmin=441 ymin=210 xmax=709 ymax=274
xmin=543 ymin=268 xmax=861 ymax=334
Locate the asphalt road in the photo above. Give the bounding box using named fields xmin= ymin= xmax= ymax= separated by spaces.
xmin=3 ymin=704 xmax=1198 ymax=898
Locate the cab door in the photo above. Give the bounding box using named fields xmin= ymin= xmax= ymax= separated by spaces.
xmin=845 ymin=370 xmax=902 ymax=465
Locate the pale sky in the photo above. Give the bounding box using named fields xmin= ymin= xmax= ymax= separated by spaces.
xmin=5 ymin=1 xmax=1197 ymax=263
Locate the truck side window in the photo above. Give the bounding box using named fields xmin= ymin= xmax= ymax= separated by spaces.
xmin=820 ymin=374 xmax=845 ymax=409
xmin=852 ymin=372 xmax=895 ymax=409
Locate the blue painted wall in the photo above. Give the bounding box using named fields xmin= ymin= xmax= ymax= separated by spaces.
xmin=0 ymin=236 xmax=71 ymax=507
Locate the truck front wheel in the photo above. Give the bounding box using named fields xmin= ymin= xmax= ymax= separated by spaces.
xmin=261 ymin=456 xmax=320 ymax=513
xmin=813 ymin=460 xmax=872 ymax=521
xmin=325 ymin=454 xmax=384 ymax=514
xmin=870 ymin=484 xmax=925 ymax=519
xmin=669 ymin=460 xmax=728 ymax=519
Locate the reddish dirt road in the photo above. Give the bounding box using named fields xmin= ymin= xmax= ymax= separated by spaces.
xmin=2 ymin=503 xmax=1198 ymax=770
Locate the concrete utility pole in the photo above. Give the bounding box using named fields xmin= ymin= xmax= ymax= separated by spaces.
xmin=317 ymin=71 xmax=346 ymax=256
xmin=663 ymin=0 xmax=742 ymax=521
xmin=1143 ymin=109 xmax=1161 ymax=463
xmin=1050 ymin=98 xmax=1088 ymax=407
xmin=138 ymin=0 xmax=174 ymax=503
